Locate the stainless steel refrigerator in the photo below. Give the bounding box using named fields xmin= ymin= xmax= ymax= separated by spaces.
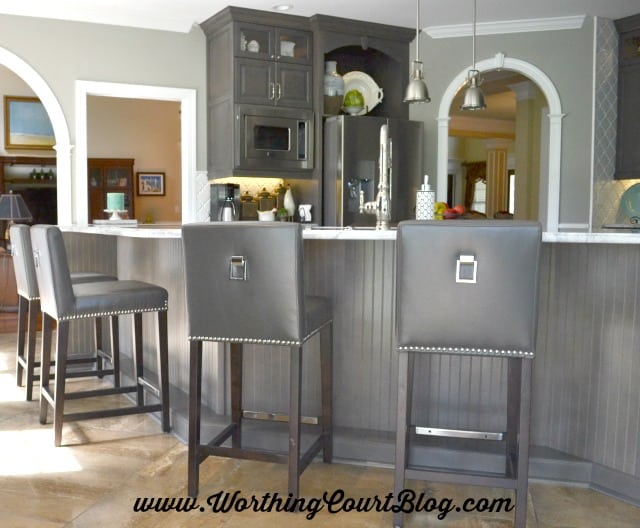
xmin=323 ymin=115 xmax=423 ymax=227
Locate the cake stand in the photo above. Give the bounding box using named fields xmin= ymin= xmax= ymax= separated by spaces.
xmin=104 ymin=209 xmax=127 ymax=221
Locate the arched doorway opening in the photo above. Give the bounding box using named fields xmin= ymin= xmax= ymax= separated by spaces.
xmin=0 ymin=46 xmax=72 ymax=224
xmin=437 ymin=52 xmax=564 ymax=232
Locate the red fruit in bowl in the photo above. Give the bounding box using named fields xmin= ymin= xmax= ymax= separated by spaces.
xmin=443 ymin=208 xmax=459 ymax=219
xmin=453 ymin=204 xmax=465 ymax=215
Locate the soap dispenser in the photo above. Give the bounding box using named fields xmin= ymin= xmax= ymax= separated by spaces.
xmin=416 ymin=175 xmax=435 ymax=220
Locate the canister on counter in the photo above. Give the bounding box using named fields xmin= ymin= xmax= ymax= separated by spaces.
xmin=257 ymin=188 xmax=276 ymax=212
xmin=240 ymin=191 xmax=258 ymax=220
xmin=275 ymin=183 xmax=287 ymax=210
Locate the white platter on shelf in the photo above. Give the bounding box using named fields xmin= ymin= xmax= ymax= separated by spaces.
xmin=343 ymin=71 xmax=383 ymax=116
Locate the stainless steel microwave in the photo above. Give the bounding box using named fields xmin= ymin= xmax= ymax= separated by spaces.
xmin=236 ymin=104 xmax=314 ymax=172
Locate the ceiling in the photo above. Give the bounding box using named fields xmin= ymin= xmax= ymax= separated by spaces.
xmin=0 ymin=0 xmax=637 ymax=33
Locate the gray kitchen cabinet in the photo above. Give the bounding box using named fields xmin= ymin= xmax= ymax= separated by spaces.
xmin=235 ymin=57 xmax=312 ymax=108
xmin=615 ymin=14 xmax=640 ymax=179
xmin=201 ymin=7 xmax=315 ymax=180
xmin=233 ymin=21 xmax=312 ymax=108
xmin=234 ymin=22 xmax=312 ymax=65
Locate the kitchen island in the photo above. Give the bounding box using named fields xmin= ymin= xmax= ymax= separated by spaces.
xmin=60 ymin=224 xmax=640 ymax=506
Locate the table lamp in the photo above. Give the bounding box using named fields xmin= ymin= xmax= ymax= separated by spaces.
xmin=0 ymin=190 xmax=32 ymax=251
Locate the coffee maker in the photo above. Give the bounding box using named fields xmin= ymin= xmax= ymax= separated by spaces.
xmin=210 ymin=183 xmax=240 ymax=221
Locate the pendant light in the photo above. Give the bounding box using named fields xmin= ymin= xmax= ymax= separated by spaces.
xmin=460 ymin=0 xmax=486 ymax=111
xmin=403 ymin=0 xmax=430 ymax=104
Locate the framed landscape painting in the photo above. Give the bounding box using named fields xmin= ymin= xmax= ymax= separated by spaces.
xmin=4 ymin=96 xmax=55 ymax=150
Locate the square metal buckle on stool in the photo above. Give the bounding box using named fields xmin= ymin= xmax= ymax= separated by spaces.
xmin=229 ymin=255 xmax=247 ymax=281
xmin=456 ymin=254 xmax=477 ymax=284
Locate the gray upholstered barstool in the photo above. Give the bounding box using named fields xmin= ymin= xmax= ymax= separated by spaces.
xmin=393 ymin=220 xmax=541 ymax=528
xmin=10 ymin=224 xmax=118 ymax=401
xmin=31 ymin=225 xmax=170 ymax=446
xmin=182 ymin=222 xmax=333 ymax=499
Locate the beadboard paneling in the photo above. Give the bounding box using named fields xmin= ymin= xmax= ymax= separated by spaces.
xmin=63 ymin=233 xmax=640 ymax=482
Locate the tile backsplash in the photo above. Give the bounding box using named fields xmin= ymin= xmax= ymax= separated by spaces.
xmin=591 ymin=17 xmax=640 ymax=230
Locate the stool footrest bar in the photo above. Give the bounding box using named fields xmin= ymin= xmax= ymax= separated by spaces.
xmin=198 ymin=432 xmax=325 ymax=470
xmin=243 ymin=409 xmax=319 ymax=425
xmin=64 ymin=385 xmax=138 ymax=399
xmin=64 ymin=404 xmax=163 ymax=422
xmin=64 ymin=368 xmax=114 ymax=379
xmin=405 ymin=466 xmax=518 ymax=489
xmin=200 ymin=445 xmax=289 ymax=464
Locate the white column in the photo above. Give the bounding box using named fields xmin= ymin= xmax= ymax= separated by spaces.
xmin=53 ymin=143 xmax=74 ymax=225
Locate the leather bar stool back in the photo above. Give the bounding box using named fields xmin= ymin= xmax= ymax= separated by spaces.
xmin=10 ymin=224 xmax=117 ymax=400
xmin=30 ymin=225 xmax=170 ymax=446
xmin=393 ymin=220 xmax=541 ymax=528
xmin=182 ymin=222 xmax=333 ymax=499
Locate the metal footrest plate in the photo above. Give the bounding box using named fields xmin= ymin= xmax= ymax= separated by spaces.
xmin=415 ymin=426 xmax=504 ymax=441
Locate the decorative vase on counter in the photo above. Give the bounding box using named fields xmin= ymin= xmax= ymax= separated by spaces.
xmin=284 ymin=185 xmax=296 ymax=220
xmin=324 ymin=61 xmax=344 ymax=115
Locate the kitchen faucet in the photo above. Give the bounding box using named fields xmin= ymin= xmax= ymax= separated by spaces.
xmin=359 ymin=122 xmax=392 ymax=230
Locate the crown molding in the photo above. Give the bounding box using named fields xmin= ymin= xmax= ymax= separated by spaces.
xmin=425 ymin=15 xmax=586 ymax=39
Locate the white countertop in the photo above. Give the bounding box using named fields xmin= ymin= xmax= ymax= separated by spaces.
xmin=60 ymin=224 xmax=640 ymax=244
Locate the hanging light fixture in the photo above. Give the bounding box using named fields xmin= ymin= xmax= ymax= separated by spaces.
xmin=403 ymin=0 xmax=430 ymax=104
xmin=460 ymin=0 xmax=486 ymax=111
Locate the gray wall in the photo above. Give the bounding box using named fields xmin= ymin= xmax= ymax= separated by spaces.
xmin=0 ymin=12 xmax=608 ymax=228
xmin=0 ymin=13 xmax=208 ymax=169
xmin=411 ymin=17 xmax=596 ymax=227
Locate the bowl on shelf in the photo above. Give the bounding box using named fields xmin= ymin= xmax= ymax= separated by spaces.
xmin=341 ymin=105 xmax=365 ymax=116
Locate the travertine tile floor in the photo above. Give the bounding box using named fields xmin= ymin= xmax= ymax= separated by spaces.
xmin=1 ymin=331 xmax=639 ymax=527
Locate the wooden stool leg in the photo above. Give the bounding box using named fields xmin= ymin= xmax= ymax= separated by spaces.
xmin=288 ymin=345 xmax=303 ymax=500
xmin=16 ymin=295 xmax=27 ymax=388
xmin=156 ymin=311 xmax=170 ymax=432
xmin=506 ymin=357 xmax=522 ymax=475
xmin=53 ymin=320 xmax=70 ymax=447
xmin=39 ymin=313 xmax=54 ymax=425
xmin=320 ymin=322 xmax=333 ymax=463
xmin=188 ymin=339 xmax=203 ymax=498
xmin=514 ymin=358 xmax=533 ymax=528
xmin=132 ymin=313 xmax=144 ymax=405
xmin=394 ymin=350 xmax=414 ymax=528
xmin=95 ymin=316 xmax=103 ymax=377
xmin=24 ymin=299 xmax=39 ymax=401
xmin=230 ymin=343 xmax=243 ymax=448
xmin=110 ymin=316 xmax=120 ymax=387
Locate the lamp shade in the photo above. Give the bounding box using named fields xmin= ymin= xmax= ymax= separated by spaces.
xmin=404 ymin=60 xmax=431 ymax=103
xmin=0 ymin=191 xmax=32 ymax=221
xmin=460 ymin=70 xmax=486 ymax=111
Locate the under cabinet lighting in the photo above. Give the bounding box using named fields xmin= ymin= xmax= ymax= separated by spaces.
xmin=272 ymin=4 xmax=293 ymax=11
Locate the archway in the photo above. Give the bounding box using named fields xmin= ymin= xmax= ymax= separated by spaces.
xmin=437 ymin=52 xmax=564 ymax=232
xmin=0 ymin=47 xmax=72 ymax=224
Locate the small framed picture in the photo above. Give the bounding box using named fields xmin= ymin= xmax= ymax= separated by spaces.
xmin=137 ymin=172 xmax=165 ymax=196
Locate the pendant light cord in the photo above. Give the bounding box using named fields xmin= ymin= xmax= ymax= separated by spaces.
xmin=415 ymin=0 xmax=420 ymax=62
xmin=471 ymin=0 xmax=477 ymax=69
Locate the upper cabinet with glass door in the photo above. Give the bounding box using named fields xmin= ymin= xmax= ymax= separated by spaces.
xmin=234 ymin=23 xmax=312 ymax=65
xmin=234 ymin=22 xmax=312 ymax=108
